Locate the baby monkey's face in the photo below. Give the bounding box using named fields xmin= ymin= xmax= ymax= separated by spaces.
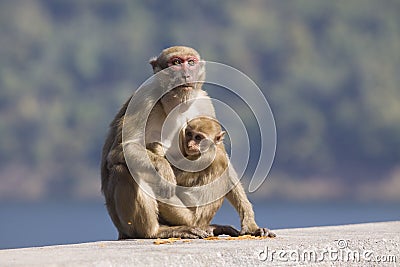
xmin=180 ymin=117 xmax=226 ymax=158
xmin=183 ymin=129 xmax=214 ymax=156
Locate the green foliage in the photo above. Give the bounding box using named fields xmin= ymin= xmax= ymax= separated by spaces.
xmin=0 ymin=0 xmax=399 ymax=199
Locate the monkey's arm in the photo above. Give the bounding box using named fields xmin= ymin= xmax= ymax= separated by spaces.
xmin=121 ymin=141 xmax=176 ymax=199
xmin=146 ymin=142 xmax=165 ymax=157
xmin=225 ymin=164 xmax=275 ymax=237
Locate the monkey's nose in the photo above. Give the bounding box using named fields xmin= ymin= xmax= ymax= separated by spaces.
xmin=182 ymin=71 xmax=191 ymax=80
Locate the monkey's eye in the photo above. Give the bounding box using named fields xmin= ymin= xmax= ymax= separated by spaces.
xmin=195 ymin=135 xmax=202 ymax=141
xmin=186 ymin=131 xmax=193 ymax=138
xmin=187 ymin=59 xmax=196 ymax=66
xmin=172 ymin=58 xmax=182 ymax=65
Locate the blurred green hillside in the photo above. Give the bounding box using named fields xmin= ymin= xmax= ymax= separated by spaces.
xmin=0 ymin=0 xmax=399 ymax=201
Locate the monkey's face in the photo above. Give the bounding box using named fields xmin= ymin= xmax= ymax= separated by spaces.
xmin=181 ymin=118 xmax=226 ymax=159
xmin=165 ymin=55 xmax=205 ymax=101
xmin=150 ymin=46 xmax=206 ymax=102
xmin=183 ymin=129 xmax=213 ymax=157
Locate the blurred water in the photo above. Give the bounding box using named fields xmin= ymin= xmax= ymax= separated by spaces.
xmin=0 ymin=200 xmax=398 ymax=250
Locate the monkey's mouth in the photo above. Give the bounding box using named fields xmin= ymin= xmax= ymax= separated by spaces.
xmin=169 ymin=85 xmax=195 ymax=103
xmin=170 ymin=84 xmax=194 ymax=93
xmin=187 ymin=148 xmax=200 ymax=155
xmin=176 ymin=83 xmax=194 ymax=91
xmin=186 ymin=142 xmax=212 ymax=156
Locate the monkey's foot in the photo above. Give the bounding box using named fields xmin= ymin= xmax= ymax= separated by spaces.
xmin=253 ymin=227 xmax=276 ymax=237
xmin=239 ymin=227 xmax=276 ymax=238
xmin=208 ymin=224 xmax=239 ymax=237
xmin=157 ymin=226 xmax=212 ymax=239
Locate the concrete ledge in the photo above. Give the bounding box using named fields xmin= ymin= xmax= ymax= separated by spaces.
xmin=1 ymin=221 xmax=399 ymax=266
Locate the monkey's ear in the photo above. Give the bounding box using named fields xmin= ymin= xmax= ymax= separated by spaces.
xmin=149 ymin=57 xmax=161 ymax=73
xmin=215 ymin=131 xmax=226 ymax=144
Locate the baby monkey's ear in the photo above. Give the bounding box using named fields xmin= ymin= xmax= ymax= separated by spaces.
xmin=215 ymin=131 xmax=226 ymax=144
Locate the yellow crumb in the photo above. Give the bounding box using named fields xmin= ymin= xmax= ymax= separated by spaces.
xmin=203 ymin=236 xmax=221 ymax=240
xmin=153 ymin=239 xmax=169 ymax=245
xmin=153 ymin=240 xmax=164 ymax=245
xmin=201 ymin=235 xmax=270 ymax=241
xmin=153 ymin=237 xmax=181 ymax=245
xmin=167 ymin=237 xmax=181 ymax=241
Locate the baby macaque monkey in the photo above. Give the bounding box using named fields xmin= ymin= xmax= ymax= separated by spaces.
xmin=176 ymin=116 xmax=228 ymax=187
xmin=149 ymin=116 xmax=275 ymax=238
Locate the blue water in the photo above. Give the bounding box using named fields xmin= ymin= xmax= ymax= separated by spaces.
xmin=0 ymin=200 xmax=399 ymax=250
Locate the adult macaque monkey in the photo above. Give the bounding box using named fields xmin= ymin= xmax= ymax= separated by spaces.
xmin=101 ymin=46 xmax=274 ymax=239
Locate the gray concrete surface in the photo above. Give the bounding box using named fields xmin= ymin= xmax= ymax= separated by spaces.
xmin=0 ymin=221 xmax=399 ymax=266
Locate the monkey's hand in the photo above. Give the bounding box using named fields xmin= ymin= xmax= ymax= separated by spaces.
xmin=146 ymin=149 xmax=176 ymax=199
xmin=146 ymin=142 xmax=165 ymax=157
xmin=240 ymin=224 xmax=276 ymax=238
xmin=156 ymin=175 xmax=176 ymax=200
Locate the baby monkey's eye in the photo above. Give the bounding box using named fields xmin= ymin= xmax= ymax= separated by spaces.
xmin=187 ymin=59 xmax=196 ymax=66
xmin=195 ymin=135 xmax=202 ymax=141
xmin=186 ymin=131 xmax=193 ymax=137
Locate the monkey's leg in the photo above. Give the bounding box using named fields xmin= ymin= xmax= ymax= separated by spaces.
xmin=226 ymin=185 xmax=275 ymax=237
xmin=111 ymin=164 xmax=212 ymax=239
xmin=156 ymin=225 xmax=211 ymax=239
xmin=226 ymin=165 xmax=276 ymax=237
xmin=158 ymin=200 xmax=196 ymax=226
xmin=110 ymin=164 xmax=159 ymax=239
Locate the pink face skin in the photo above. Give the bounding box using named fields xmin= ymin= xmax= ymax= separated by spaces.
xmin=166 ymin=56 xmax=201 ymax=94
xmin=185 ymin=130 xmax=206 ymax=155
xmin=167 ymin=56 xmax=199 ymax=70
